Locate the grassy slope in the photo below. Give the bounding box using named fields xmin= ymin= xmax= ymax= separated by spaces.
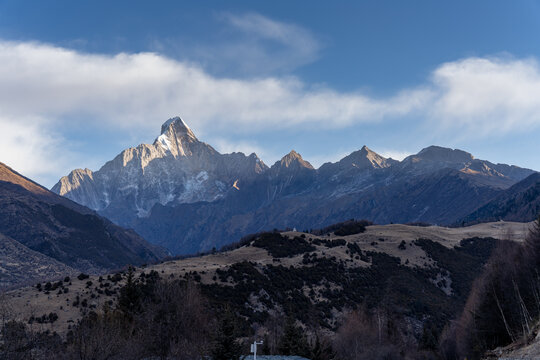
xmin=5 ymin=221 xmax=528 ymax=338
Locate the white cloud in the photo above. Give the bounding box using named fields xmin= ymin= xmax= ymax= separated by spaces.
xmin=0 ymin=38 xmax=430 ymax=187
xmin=0 ymin=40 xmax=428 ymax=132
xmin=2 ymin=38 xmax=540 ymax=186
xmin=430 ymin=56 xmax=540 ymax=135
xmin=0 ymin=116 xmax=73 ymax=185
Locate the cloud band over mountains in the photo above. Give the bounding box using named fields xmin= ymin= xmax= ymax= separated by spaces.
xmin=1 ymin=39 xmax=540 ymax=185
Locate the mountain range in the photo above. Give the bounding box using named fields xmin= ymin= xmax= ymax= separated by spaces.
xmin=0 ymin=162 xmax=167 ymax=287
xmin=53 ymin=116 xmax=538 ymax=254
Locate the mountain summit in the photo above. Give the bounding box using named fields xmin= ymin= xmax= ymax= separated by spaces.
xmin=340 ymin=145 xmax=395 ymax=170
xmin=275 ymin=150 xmax=314 ymax=170
xmin=415 ymin=145 xmax=474 ymax=163
xmin=53 ymin=117 xmax=266 ymax=220
xmin=156 ymin=117 xmax=199 ymax=157
xmin=160 ymin=116 xmax=195 ymax=136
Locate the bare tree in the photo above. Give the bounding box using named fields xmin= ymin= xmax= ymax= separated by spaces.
xmin=261 ymin=311 xmax=285 ymax=355
xmin=444 ymin=218 xmax=540 ymax=359
xmin=63 ymin=277 xmax=213 ymax=360
xmin=66 ymin=310 xmax=134 ymax=360
xmin=333 ymin=308 xmax=401 ymax=360
xmin=0 ymin=290 xmax=13 ymax=329
xmin=142 ymin=279 xmax=212 ymax=359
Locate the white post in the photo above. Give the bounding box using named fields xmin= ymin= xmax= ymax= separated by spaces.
xmin=251 ymin=340 xmax=263 ymax=360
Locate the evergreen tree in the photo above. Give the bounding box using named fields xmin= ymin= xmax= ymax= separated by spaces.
xmin=118 ymin=266 xmax=141 ymax=314
xmin=310 ymin=335 xmax=335 ymax=360
xmin=211 ymin=307 xmax=242 ymax=360
xmin=278 ymin=316 xmax=310 ymax=357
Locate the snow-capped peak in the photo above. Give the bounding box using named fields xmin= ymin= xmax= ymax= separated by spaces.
xmin=160 ymin=116 xmax=194 ymax=136
xmin=151 ymin=116 xmax=200 ymax=157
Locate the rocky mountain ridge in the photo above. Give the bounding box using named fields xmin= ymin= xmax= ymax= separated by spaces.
xmin=458 ymin=172 xmax=540 ymax=225
xmin=0 ymin=162 xmax=167 ymax=287
xmin=53 ymin=117 xmax=537 ymax=254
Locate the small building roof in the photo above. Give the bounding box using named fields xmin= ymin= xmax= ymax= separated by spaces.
xmin=245 ymin=357 xmax=310 ymax=360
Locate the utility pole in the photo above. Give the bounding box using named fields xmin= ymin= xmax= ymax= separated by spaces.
xmin=250 ymin=340 xmax=263 ymax=360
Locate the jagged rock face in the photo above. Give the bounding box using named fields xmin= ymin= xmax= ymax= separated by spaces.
xmin=53 ymin=168 xmax=102 ymax=210
xmin=52 ymin=117 xmax=536 ymax=254
xmin=53 ymin=117 xmax=268 ymax=223
xmin=266 ymin=151 xmax=316 ymax=200
xmin=271 ymin=150 xmax=314 ymax=172
xmin=337 ymin=145 xmax=396 ymax=170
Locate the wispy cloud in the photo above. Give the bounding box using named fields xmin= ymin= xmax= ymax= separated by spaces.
xmin=168 ymin=12 xmax=324 ymax=76
xmin=219 ymin=12 xmax=322 ymax=74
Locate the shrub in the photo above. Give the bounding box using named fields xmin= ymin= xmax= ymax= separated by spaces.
xmin=252 ymin=232 xmax=315 ymax=258
xmin=312 ymin=219 xmax=373 ymax=236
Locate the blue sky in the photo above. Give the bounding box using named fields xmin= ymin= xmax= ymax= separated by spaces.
xmin=1 ymin=0 xmax=540 ymax=187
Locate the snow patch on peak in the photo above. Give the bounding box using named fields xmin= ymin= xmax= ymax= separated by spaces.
xmin=159 ymin=116 xmax=197 ymax=145
xmin=175 ymin=171 xmax=213 ymax=203
xmin=157 ymin=134 xmax=172 ymax=151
